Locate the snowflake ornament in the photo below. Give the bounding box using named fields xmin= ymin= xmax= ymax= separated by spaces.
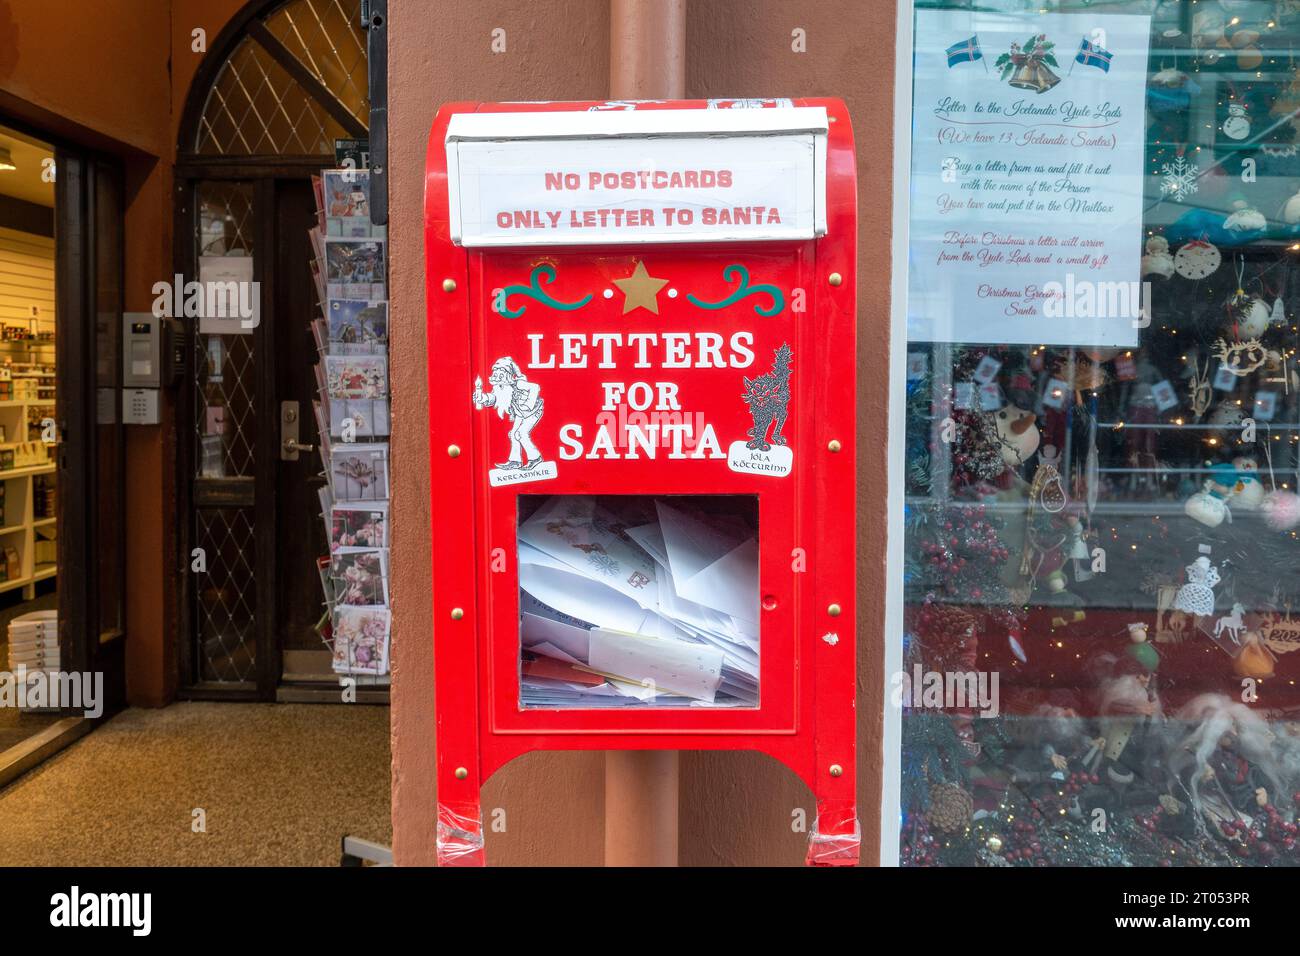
xmin=1160 ymin=155 xmax=1200 ymax=202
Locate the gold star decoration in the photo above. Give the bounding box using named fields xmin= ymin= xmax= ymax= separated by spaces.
xmin=613 ymin=261 xmax=669 ymax=314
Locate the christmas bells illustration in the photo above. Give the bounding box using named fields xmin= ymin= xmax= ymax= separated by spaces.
xmin=996 ymin=35 xmax=1062 ymax=94
xmin=1008 ymin=45 xmax=1060 ymax=93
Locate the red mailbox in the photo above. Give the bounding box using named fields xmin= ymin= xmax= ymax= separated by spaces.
xmin=424 ymin=99 xmax=858 ymax=865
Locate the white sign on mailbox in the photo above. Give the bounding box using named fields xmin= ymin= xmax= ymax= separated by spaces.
xmin=445 ymin=108 xmax=828 ymax=247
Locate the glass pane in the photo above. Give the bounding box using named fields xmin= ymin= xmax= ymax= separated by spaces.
xmin=265 ymin=0 xmax=370 ymax=128
xmin=194 ymin=181 xmax=256 ymax=479
xmin=195 ymin=506 xmax=258 ymax=682
xmin=897 ymin=0 xmax=1300 ymax=867
xmin=194 ymin=0 xmax=368 ymax=157
xmin=516 ymin=494 xmax=759 ymax=709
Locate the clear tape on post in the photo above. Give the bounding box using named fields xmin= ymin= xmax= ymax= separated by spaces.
xmin=806 ymin=813 xmax=861 ymax=866
xmin=436 ymin=802 xmax=484 ymax=865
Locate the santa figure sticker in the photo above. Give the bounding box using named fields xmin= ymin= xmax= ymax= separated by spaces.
xmin=473 ymin=357 xmax=558 ymax=486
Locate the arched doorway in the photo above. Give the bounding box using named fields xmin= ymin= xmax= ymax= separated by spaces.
xmin=176 ymin=0 xmax=372 ymax=698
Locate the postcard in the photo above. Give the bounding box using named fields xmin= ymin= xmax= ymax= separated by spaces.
xmin=331 ymin=605 xmax=390 ymax=676
xmin=324 ymin=237 xmax=386 ymax=299
xmin=330 ymin=502 xmax=388 ymax=551
xmin=326 ymin=299 xmax=388 ymax=353
xmin=325 ymin=354 xmax=388 ymax=399
xmin=329 ymin=443 xmax=389 ymax=501
xmin=329 ymin=549 xmax=389 ymax=606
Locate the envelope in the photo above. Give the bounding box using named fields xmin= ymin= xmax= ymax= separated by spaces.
xmin=520 ymin=496 xmax=660 ymax=608
xmin=585 ymin=627 xmax=724 ymax=702
xmin=655 ymin=501 xmax=759 ymax=630
xmin=519 ymin=563 xmax=648 ymax=635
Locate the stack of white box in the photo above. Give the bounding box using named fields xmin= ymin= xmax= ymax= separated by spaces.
xmin=8 ymin=609 xmax=58 ymax=710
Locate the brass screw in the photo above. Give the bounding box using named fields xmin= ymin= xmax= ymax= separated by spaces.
xmin=455 ymin=767 xmax=468 ymax=780
xmin=829 ymin=764 xmax=843 ymax=778
xmin=828 ymin=439 xmax=842 ymax=453
xmin=828 ymin=603 xmax=842 ymax=617
xmin=442 ymin=278 xmax=457 ymax=293
xmin=828 ymin=272 xmax=843 ymax=287
xmin=447 ymin=444 xmax=461 ymax=458
xmin=451 ymin=607 xmax=464 ymax=620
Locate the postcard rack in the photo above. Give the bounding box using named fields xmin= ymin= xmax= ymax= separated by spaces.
xmin=309 ymin=167 xmax=391 ymax=686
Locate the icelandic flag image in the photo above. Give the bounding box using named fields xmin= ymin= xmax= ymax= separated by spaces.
xmin=945 ymin=36 xmax=983 ymax=67
xmin=1074 ymin=37 xmax=1113 ymax=71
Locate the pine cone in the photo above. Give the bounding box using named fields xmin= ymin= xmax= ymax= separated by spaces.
xmin=927 ymin=782 xmax=974 ymax=833
xmin=927 ymin=605 xmax=977 ymax=642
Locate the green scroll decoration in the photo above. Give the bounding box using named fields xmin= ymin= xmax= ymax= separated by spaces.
xmin=498 ymin=264 xmax=592 ymax=318
xmin=686 ymin=264 xmax=785 ymax=317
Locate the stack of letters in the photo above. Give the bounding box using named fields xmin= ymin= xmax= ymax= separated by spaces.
xmin=517 ymin=495 xmax=760 ymax=708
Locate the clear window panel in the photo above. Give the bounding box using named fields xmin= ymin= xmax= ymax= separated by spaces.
xmin=517 ymin=494 xmax=759 ymax=709
xmin=898 ymin=0 xmax=1300 ymax=866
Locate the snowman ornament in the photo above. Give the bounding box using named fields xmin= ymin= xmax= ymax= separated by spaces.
xmin=1222 ymin=103 xmax=1251 ymax=141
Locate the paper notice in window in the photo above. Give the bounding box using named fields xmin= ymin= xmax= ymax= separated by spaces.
xmin=586 ymin=627 xmax=724 ymax=702
xmin=907 ymin=10 xmax=1151 ymax=347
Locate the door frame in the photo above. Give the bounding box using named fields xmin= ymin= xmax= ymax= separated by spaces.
xmin=174 ymin=159 xmax=326 ymax=700
xmin=0 ymin=112 xmax=130 ymax=718
xmin=171 ymin=0 xmax=373 ymax=698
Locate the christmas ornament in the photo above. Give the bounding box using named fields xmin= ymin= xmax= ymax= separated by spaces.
xmin=1032 ymin=444 xmax=1067 ymax=513
xmin=1191 ymin=9 xmax=1226 ymax=63
xmin=1066 ymin=511 xmax=1092 ymax=581
xmin=927 ymin=782 xmax=974 ymax=833
xmin=1174 ymin=556 xmax=1221 ymax=617
xmin=1174 ymin=240 xmax=1221 ymax=279
xmin=1259 ymin=612 xmax=1300 ymax=655
xmin=1141 ymin=236 xmax=1175 ymax=278
xmin=1282 ymin=188 xmax=1300 ymax=224
xmin=1127 ymin=622 xmax=1149 ymax=643
xmin=992 ymin=403 xmax=1040 ymax=468
xmin=1261 ymin=490 xmax=1300 ymax=531
xmin=1224 ymin=200 xmax=1266 ymax=233
xmin=1206 ymin=400 xmax=1245 ymax=437
xmin=1234 ymin=297 xmax=1271 ymax=338
xmin=1185 ymin=481 xmax=1232 ymax=527
xmin=1150 ymin=65 xmax=1188 ymax=89
xmin=1126 ymin=640 xmax=1161 ymax=673
xmin=1230 ymin=28 xmax=1263 ymax=70
xmin=985 ymin=834 xmax=1004 ymax=854
xmin=1270 ymin=297 xmax=1286 ymax=327
xmin=1187 ymin=357 xmax=1213 ymax=418
xmin=1211 ymin=337 xmax=1267 ymax=376
xmin=1221 ymin=103 xmax=1251 ymax=140
xmin=1231 ymin=456 xmax=1264 ymax=510
xmin=1213 ymin=602 xmax=1246 ymax=645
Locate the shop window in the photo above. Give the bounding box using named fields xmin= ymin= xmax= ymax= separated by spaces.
xmin=896 ymin=0 xmax=1300 ymax=866
xmin=517 ymin=494 xmax=759 ymax=709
